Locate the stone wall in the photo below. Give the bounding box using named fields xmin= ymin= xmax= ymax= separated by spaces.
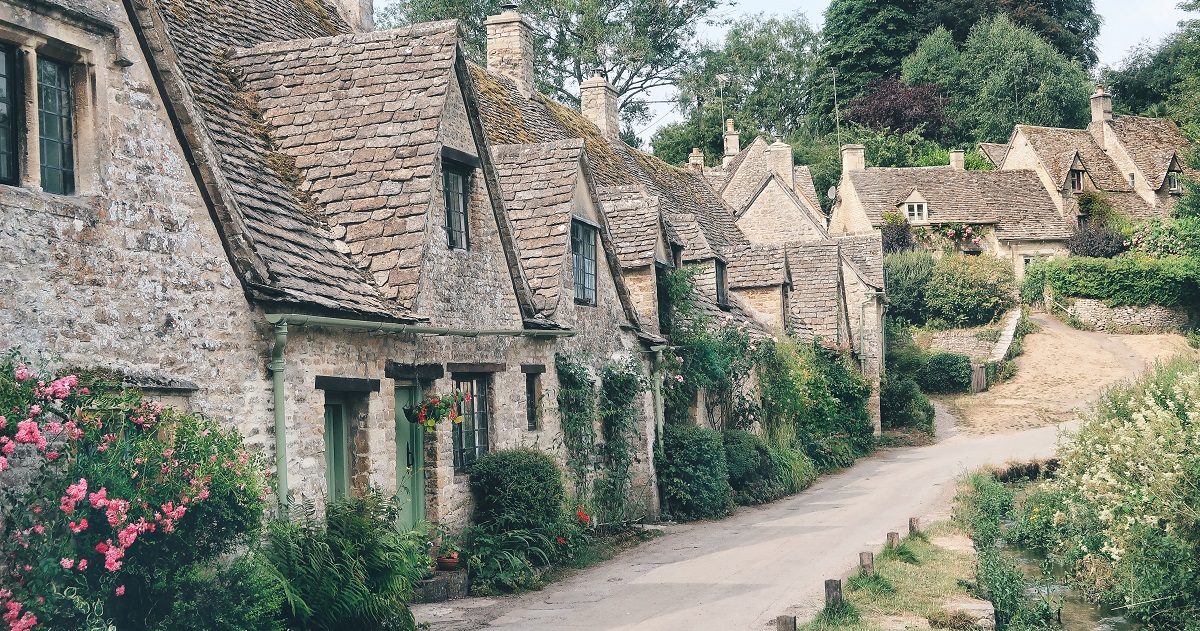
xmin=1070 ymin=298 xmax=1191 ymax=333
xmin=927 ymin=329 xmax=999 ymax=362
xmin=622 ymin=266 xmax=660 ymax=333
xmin=737 ymin=178 xmax=826 ymax=244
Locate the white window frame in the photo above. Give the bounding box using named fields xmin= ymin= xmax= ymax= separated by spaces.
xmin=1068 ymin=169 xmax=1084 ymax=192
xmin=1167 ymin=170 xmax=1182 ymax=193
xmin=905 ymin=202 xmax=927 ymax=223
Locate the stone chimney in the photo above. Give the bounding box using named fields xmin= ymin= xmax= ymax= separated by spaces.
xmin=722 ymin=119 xmax=740 ymax=166
xmin=688 ymin=148 xmax=705 ymax=172
xmin=842 ymin=144 xmax=866 ymax=175
xmin=485 ymin=3 xmax=535 ymax=96
xmin=949 ymin=149 xmax=965 ymax=170
xmin=580 ymin=71 xmax=619 ymax=138
xmin=769 ymin=140 xmax=794 ymax=189
xmin=333 ymin=0 xmax=373 ymax=31
xmin=1091 ymin=86 xmax=1113 ymax=124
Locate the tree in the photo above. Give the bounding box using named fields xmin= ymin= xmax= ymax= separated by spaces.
xmin=649 ymin=109 xmax=764 ymax=167
xmin=903 ymin=15 xmax=1091 ymax=143
xmin=377 ymin=0 xmax=725 ymax=126
xmin=913 ymin=0 xmax=1101 ymax=67
xmin=1103 ymin=4 xmax=1200 ymax=126
xmin=846 ymin=75 xmax=953 ymax=140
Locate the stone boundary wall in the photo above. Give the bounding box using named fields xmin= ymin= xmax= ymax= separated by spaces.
xmin=1069 ymin=299 xmax=1191 ymax=333
xmin=928 ymin=330 xmax=996 ymax=361
xmin=988 ymin=310 xmax=1024 ymax=362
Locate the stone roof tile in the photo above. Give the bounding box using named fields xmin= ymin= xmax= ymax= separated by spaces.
xmin=727 ymin=244 xmax=787 ymax=288
xmin=598 ymin=186 xmax=661 ymax=269
xmin=1018 ymin=124 xmax=1132 ymax=192
xmin=836 ymin=234 xmax=884 ymax=289
xmin=785 ymin=240 xmax=842 ymax=342
xmin=979 ymin=142 xmax=1009 ymax=166
xmin=1106 ymin=116 xmax=1194 ymax=189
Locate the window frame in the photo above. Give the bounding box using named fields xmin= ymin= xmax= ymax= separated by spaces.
xmin=1168 ymin=170 xmax=1182 ymax=193
xmin=452 ymin=375 xmax=490 ymax=472
xmin=715 ymin=259 xmax=729 ymax=306
xmin=1068 ymin=169 xmax=1084 ymax=193
xmin=571 ymin=219 xmax=598 ymax=306
xmin=443 ymin=163 xmax=470 ymax=251
xmin=525 ymin=373 xmax=540 ymax=431
xmin=0 ymin=43 xmax=19 ymax=187
xmin=36 ymin=55 xmax=74 ymax=195
xmin=905 ymin=202 xmax=926 ymax=223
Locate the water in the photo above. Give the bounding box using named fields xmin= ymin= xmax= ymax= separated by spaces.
xmin=1004 ymin=543 xmax=1140 ymax=631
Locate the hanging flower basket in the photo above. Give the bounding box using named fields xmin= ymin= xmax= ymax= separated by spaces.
xmin=403 ymin=391 xmax=470 ymax=434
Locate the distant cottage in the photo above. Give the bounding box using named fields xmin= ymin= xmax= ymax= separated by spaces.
xmin=0 ymin=0 xmax=883 ymax=528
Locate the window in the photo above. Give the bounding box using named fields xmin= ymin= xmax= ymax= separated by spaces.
xmin=452 ymin=376 xmax=490 ymax=471
xmin=443 ymin=167 xmax=469 ymax=250
xmin=1068 ymin=169 xmax=1084 ymax=192
xmin=715 ymin=259 xmax=728 ymax=306
xmin=571 ymin=220 xmax=597 ymax=305
xmin=0 ymin=44 xmax=17 ymax=186
xmin=1168 ymin=170 xmax=1182 ymax=193
xmin=525 ymin=373 xmax=540 ymax=431
xmin=324 ymin=401 xmax=349 ymax=502
xmin=1129 ymin=173 xmax=1136 ymax=187
xmin=905 ymin=202 xmax=926 ymax=223
xmin=38 ymin=57 xmax=74 ymax=195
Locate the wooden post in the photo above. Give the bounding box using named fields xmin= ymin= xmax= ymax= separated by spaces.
xmin=776 ymin=615 xmax=797 ymax=631
xmin=859 ymin=551 xmax=875 ymax=576
xmin=909 ymin=517 xmax=921 ymax=534
xmin=887 ymin=531 xmax=900 ymax=548
xmin=825 ymin=578 xmax=843 ymax=606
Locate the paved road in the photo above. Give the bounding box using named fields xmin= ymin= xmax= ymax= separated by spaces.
xmin=414 ymin=421 xmax=1066 ymax=630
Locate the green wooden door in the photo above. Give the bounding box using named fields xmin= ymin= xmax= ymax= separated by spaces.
xmin=323 ymin=402 xmax=349 ymax=503
xmin=395 ymin=384 xmax=424 ymax=530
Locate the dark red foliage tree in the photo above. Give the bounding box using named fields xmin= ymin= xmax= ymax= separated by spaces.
xmin=846 ymin=75 xmax=953 ymax=141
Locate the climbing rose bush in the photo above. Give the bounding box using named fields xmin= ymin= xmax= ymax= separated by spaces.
xmin=0 ymin=352 xmax=269 ymax=630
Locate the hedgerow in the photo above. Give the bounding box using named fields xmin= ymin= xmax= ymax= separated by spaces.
xmin=1021 ymin=255 xmax=1200 ymax=307
xmin=925 ymin=254 xmax=1015 ymax=327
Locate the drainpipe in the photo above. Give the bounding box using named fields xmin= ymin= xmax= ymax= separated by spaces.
xmin=649 ymin=344 xmax=668 ymax=449
xmin=262 ymin=313 xmax=576 ymax=511
xmin=268 ymin=321 xmax=289 ymax=512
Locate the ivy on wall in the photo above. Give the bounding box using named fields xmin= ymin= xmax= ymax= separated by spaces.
xmin=554 ymin=352 xmax=595 ymax=501
xmin=595 ymin=357 xmax=648 ymax=525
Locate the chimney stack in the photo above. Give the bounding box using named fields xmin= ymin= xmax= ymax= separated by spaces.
xmin=580 ymin=71 xmax=620 ymax=138
xmin=769 ymin=140 xmax=794 ymax=189
xmin=485 ymin=3 xmax=535 ymax=96
xmin=688 ymin=148 xmax=705 ymax=172
xmin=333 ymin=0 xmax=373 ymax=31
xmin=1090 ymin=86 xmax=1113 ymax=124
xmin=949 ymin=149 xmax=965 ymax=170
xmin=723 ymin=119 xmax=740 ymax=166
xmin=841 ymin=144 xmax=865 ymax=175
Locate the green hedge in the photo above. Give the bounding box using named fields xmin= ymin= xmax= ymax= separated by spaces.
xmin=1022 ymin=255 xmax=1200 ymax=307
xmin=880 ymin=377 xmax=935 ymax=433
xmin=722 ymin=430 xmax=784 ymax=505
xmin=916 ymin=352 xmax=973 ymax=394
xmin=926 ymin=254 xmax=1015 ymax=327
xmin=468 ymin=449 xmax=565 ymax=530
xmin=657 ymin=425 xmax=734 ymax=521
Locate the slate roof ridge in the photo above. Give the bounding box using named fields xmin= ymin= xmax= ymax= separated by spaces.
xmin=238 ymin=19 xmax=461 ymax=55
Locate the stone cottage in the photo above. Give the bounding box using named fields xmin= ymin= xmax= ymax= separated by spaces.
xmin=989 ymin=87 xmax=1197 ymax=222
xmin=828 ymin=145 xmax=1072 ymax=279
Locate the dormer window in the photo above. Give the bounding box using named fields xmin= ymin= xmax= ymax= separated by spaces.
xmin=1129 ymin=173 xmax=1136 ymax=187
xmin=715 ymin=259 xmax=728 ymax=306
xmin=443 ymin=166 xmax=470 ymax=250
xmin=905 ymin=202 xmax=926 ymax=223
xmin=1168 ymin=170 xmax=1182 ymax=193
xmin=571 ymin=219 xmax=597 ymax=305
xmin=1068 ymin=169 xmax=1084 ymax=192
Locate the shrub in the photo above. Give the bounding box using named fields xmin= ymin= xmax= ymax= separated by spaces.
xmin=0 ymin=352 xmax=270 ymax=631
xmin=157 ymin=555 xmax=283 ymax=631
xmin=883 ymin=249 xmax=937 ymax=324
xmin=262 ymin=492 xmax=430 ymax=631
xmin=1022 ymin=255 xmax=1200 ymax=307
xmin=1066 ymin=223 xmax=1128 ymax=258
xmin=767 ymin=442 xmax=817 ymax=495
xmin=463 ymin=526 xmax=553 ymax=595
xmin=468 ymin=449 xmax=565 ymax=531
xmin=722 ymin=430 xmax=783 ymax=505
xmin=916 ymin=352 xmax=973 ymax=394
xmin=884 ymin=320 xmax=929 ymax=379
xmin=656 ymin=424 xmax=734 ymax=521
xmin=882 ymin=212 xmax=915 ymax=253
xmin=925 ymin=254 xmax=1015 ymax=327
xmin=1128 ymin=216 xmax=1200 ymax=259
xmin=880 ymin=377 xmax=935 ymax=433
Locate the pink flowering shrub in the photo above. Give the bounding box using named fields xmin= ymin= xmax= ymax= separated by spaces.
xmin=0 ymin=351 xmax=273 ymax=630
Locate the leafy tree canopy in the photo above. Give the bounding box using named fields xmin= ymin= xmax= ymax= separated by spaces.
xmin=913 ymin=0 xmax=1100 ymax=66
xmin=846 ymin=75 xmax=954 ymax=141
xmin=377 ymin=0 xmax=725 ymax=125
xmin=903 ymin=15 xmax=1091 ymax=143
xmin=1103 ymin=3 xmax=1200 ymax=126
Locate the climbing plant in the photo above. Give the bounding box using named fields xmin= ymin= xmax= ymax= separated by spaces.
xmin=594 ymin=357 xmax=648 ymax=525
xmin=554 ymin=352 xmax=596 ymax=501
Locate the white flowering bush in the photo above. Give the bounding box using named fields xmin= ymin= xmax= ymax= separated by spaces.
xmin=1022 ymin=359 xmax=1200 ymax=628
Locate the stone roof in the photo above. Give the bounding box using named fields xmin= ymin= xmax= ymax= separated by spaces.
xmin=233 ymin=22 xmax=461 ymax=311
xmin=727 ymin=245 xmax=788 ymax=289
xmin=129 ymin=0 xmax=414 ymax=319
xmin=835 ymin=234 xmax=884 ymax=289
xmin=1018 ymin=125 xmax=1133 ymax=192
xmin=794 ymin=166 xmax=823 ymax=215
xmin=847 ymin=167 xmax=1071 ymax=240
xmin=979 ymin=142 xmax=1009 ymax=166
xmin=598 ymin=186 xmax=662 ymax=269
xmin=785 ymin=241 xmax=842 ymax=342
xmin=469 ymin=65 xmax=747 ymax=262
xmin=1105 ymin=116 xmax=1194 ymax=189
xmin=490 ymin=140 xmax=585 ymax=317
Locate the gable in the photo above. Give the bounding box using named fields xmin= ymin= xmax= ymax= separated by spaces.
xmin=737 ymin=176 xmax=827 ymax=245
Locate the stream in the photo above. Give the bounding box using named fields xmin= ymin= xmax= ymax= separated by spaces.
xmin=1006 ymin=544 xmax=1139 ymax=631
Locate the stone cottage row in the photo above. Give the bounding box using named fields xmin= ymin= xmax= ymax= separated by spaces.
xmin=0 ymin=0 xmax=884 ymax=529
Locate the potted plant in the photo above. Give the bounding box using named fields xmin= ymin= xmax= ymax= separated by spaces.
xmin=435 ymin=530 xmax=462 ymax=571
xmin=403 ymin=390 xmax=470 ymax=434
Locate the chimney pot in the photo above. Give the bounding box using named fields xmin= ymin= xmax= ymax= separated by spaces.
xmin=1090 ymin=86 xmax=1113 ymax=124
xmin=580 ymin=74 xmax=620 ymax=138
xmin=949 ymin=149 xmax=965 ymax=170
xmin=841 ymin=144 xmax=866 ymax=175
xmin=722 ymin=119 xmax=740 ymax=166
xmin=485 ymin=7 xmax=535 ymax=96
xmin=688 ymin=147 xmax=705 ymax=171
